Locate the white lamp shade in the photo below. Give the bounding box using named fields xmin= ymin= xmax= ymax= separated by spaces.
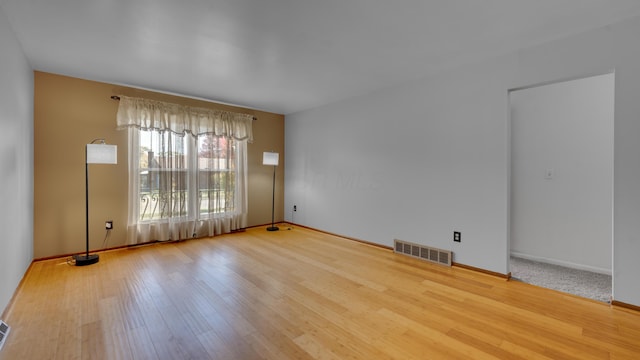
xmin=262 ymin=152 xmax=279 ymax=166
xmin=87 ymin=144 xmax=118 ymax=164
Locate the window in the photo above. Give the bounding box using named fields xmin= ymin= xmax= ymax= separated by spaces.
xmin=117 ymin=95 xmax=252 ymax=244
xmin=137 ymin=130 xmax=241 ymax=220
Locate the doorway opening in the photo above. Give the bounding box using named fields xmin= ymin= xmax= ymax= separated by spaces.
xmin=508 ymin=73 xmax=614 ymax=302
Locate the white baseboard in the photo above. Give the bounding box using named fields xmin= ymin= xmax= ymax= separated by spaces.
xmin=510 ymin=252 xmax=612 ymax=276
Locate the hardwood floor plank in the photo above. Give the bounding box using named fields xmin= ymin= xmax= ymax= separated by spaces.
xmin=125 ymin=326 xmax=160 ymax=360
xmin=1 ymin=226 xmax=640 ymax=359
xmin=280 ymin=291 xmax=398 ymax=359
xmin=54 ymin=313 xmax=82 ymax=360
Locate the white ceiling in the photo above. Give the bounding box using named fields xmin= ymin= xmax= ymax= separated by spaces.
xmin=3 ymin=0 xmax=640 ymax=114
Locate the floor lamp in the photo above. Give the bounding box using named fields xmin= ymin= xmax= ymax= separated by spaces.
xmin=263 ymin=152 xmax=279 ymax=231
xmin=74 ymin=139 xmax=117 ymax=266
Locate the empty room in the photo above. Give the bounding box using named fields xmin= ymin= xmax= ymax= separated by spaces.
xmin=2 ymin=1 xmax=640 ymax=359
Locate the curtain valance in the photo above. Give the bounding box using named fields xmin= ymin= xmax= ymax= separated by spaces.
xmin=116 ymin=95 xmax=254 ymax=142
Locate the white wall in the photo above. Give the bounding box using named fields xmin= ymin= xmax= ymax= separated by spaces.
xmin=285 ymin=15 xmax=640 ymax=306
xmin=510 ymin=74 xmax=614 ymax=274
xmin=0 ymin=7 xmax=34 ymax=315
xmin=286 ymin=57 xmax=515 ymax=275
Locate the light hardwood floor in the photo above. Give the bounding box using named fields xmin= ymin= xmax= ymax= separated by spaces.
xmin=2 ymin=226 xmax=639 ymax=359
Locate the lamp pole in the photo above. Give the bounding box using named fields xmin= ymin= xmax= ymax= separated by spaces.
xmin=267 ymin=164 xmax=279 ymax=231
xmin=74 ymin=144 xmax=100 ymax=266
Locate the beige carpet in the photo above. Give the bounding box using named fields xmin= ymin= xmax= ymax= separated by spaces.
xmin=510 ymin=256 xmax=611 ymax=303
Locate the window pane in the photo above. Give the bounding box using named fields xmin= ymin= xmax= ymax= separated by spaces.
xmin=138 ymin=130 xmax=189 ymax=221
xmin=197 ymin=135 xmax=237 ymax=215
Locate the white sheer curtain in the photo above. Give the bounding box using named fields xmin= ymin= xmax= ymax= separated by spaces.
xmin=117 ymin=96 xmax=253 ymax=244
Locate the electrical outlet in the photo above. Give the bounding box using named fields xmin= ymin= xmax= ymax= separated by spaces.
xmin=453 ymin=231 xmax=461 ymax=242
xmin=105 ymin=221 xmax=113 ymax=230
xmin=293 ymin=205 xmax=297 ymax=212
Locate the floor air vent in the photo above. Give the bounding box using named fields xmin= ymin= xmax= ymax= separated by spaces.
xmin=0 ymin=320 xmax=9 ymax=351
xmin=394 ymin=239 xmax=452 ymax=266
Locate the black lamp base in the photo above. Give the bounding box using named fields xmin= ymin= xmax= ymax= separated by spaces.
xmin=266 ymin=226 xmax=280 ymax=231
xmin=74 ymin=254 xmax=99 ymax=266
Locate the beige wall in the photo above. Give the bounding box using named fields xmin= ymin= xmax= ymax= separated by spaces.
xmin=34 ymin=72 xmax=284 ymax=259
